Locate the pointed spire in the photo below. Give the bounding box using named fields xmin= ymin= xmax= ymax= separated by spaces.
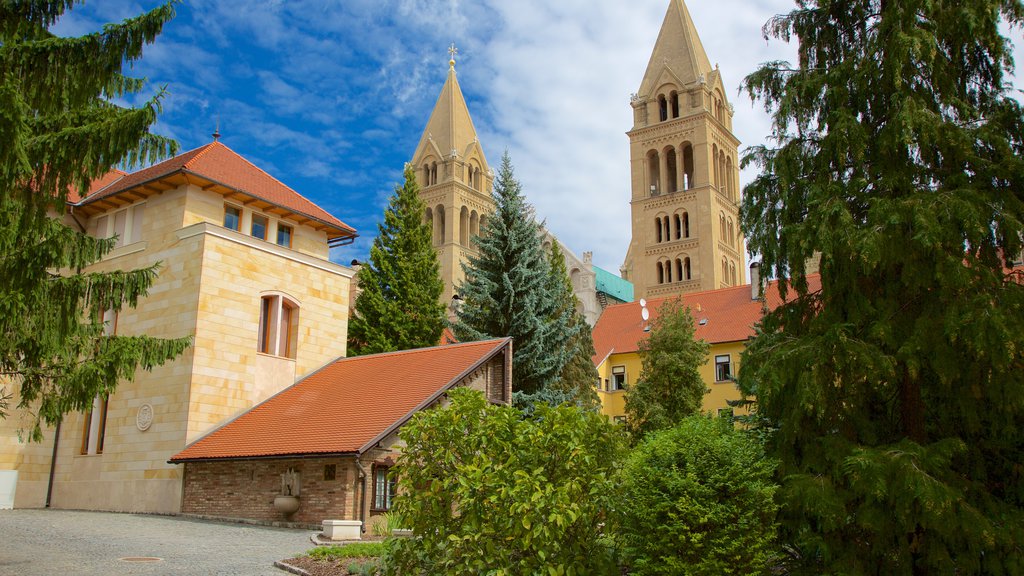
xmin=637 ymin=0 xmax=714 ymax=97
xmin=411 ymin=49 xmax=488 ymax=176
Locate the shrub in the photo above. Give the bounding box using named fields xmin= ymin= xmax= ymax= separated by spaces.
xmin=307 ymin=542 xmax=385 ymax=561
xmin=619 ymin=416 xmax=779 ymax=576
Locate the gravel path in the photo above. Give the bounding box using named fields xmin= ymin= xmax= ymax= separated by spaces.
xmin=0 ymin=509 xmax=316 ymax=575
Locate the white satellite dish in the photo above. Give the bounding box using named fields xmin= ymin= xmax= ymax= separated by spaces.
xmin=641 ymin=307 xmax=650 ymax=321
xmin=639 ymin=298 xmax=647 ymax=307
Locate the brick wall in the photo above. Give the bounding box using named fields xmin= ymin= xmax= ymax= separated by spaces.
xmin=181 ymin=456 xmax=359 ymax=525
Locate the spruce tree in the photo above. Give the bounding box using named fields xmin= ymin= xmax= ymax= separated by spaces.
xmin=546 ymin=241 xmax=599 ymax=408
xmin=623 ymin=298 xmax=709 ymax=441
xmin=0 ymin=2 xmax=190 ymax=439
xmin=453 ymin=152 xmax=570 ymax=401
xmin=740 ymin=1 xmax=1024 ymax=573
xmin=348 ymin=164 xmax=446 ymax=355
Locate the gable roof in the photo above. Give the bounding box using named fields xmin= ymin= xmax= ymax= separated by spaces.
xmin=592 ymin=275 xmax=822 ymax=365
xmin=74 ymin=142 xmax=356 ymax=245
xmin=169 ymin=338 xmax=511 ymax=462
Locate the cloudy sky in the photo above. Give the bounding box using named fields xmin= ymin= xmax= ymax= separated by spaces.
xmin=55 ymin=1 xmax=1024 ymax=273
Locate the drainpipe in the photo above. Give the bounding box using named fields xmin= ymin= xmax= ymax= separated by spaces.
xmin=45 ymin=420 xmax=61 ymax=508
xmin=355 ymin=458 xmax=368 ymax=533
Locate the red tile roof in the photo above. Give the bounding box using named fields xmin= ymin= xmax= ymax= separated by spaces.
xmin=592 ymin=275 xmax=822 ymax=365
xmin=170 ymin=338 xmax=511 ymax=462
xmin=79 ymin=142 xmax=355 ymax=238
xmin=65 ymin=170 xmax=129 ymax=203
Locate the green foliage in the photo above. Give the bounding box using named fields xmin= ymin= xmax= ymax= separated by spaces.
xmin=307 ymin=542 xmax=386 ymax=560
xmin=345 ymin=560 xmax=379 ymax=576
xmin=453 ymin=153 xmax=578 ymax=404
xmin=348 ymin=164 xmax=446 ymax=355
xmin=545 ymin=241 xmax=599 ymax=409
xmin=624 ymin=298 xmax=709 ymax=441
xmin=740 ymin=0 xmax=1024 ymax=573
xmin=0 ymin=2 xmax=189 ymax=439
xmin=382 ymin=387 xmax=624 ymax=576
xmin=619 ymin=416 xmax=779 ymax=576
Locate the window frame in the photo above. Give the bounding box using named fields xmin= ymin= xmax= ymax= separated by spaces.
xmin=224 ymin=204 xmax=242 ymax=231
xmin=611 ymin=366 xmax=627 ymax=391
xmin=715 ymin=354 xmax=732 ymax=382
xmin=251 ymin=213 xmax=269 ymax=241
xmin=257 ymin=294 xmax=299 ymax=359
xmin=276 ymin=223 xmax=293 ymax=248
xmin=372 ymin=465 xmax=396 ymax=512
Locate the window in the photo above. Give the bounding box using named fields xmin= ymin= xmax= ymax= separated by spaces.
xmin=251 ymin=214 xmax=268 ymax=240
xmin=224 ymin=205 xmax=241 ymax=231
xmin=715 ymin=354 xmax=732 ymax=382
xmin=373 ymin=466 xmax=396 ymax=511
xmin=258 ymin=295 xmax=298 ymax=359
xmin=276 ymin=224 xmax=293 ymax=248
xmin=611 ymin=366 xmax=626 ymax=390
xmin=324 ymin=464 xmax=337 ymax=481
xmin=81 ymin=395 xmax=108 ymax=455
xmin=92 ymin=204 xmax=145 ymax=246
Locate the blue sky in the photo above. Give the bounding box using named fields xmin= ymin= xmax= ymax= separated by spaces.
xmin=54 ymin=1 xmax=1024 ymax=273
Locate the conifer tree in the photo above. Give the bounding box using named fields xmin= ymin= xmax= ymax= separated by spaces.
xmin=348 ymin=165 xmax=446 ymax=355
xmin=544 ymin=241 xmax=599 ymax=407
xmin=740 ymin=1 xmax=1024 ymax=573
xmin=624 ymin=298 xmax=709 ymax=441
xmin=0 ymin=2 xmax=190 ymax=440
xmin=453 ymin=153 xmax=571 ymax=401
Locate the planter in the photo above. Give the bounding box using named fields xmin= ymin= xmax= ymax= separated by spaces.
xmin=322 ymin=519 xmax=362 ymax=541
xmin=273 ymin=495 xmax=300 ymax=515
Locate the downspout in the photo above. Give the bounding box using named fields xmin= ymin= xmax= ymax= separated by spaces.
xmin=355 ymin=458 xmax=369 ymax=533
xmin=45 ymin=420 xmax=61 ymax=508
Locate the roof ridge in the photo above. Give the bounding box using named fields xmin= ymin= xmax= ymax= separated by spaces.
xmin=337 ymin=337 xmax=509 ymax=364
xmin=180 ymin=142 xmax=219 ymax=169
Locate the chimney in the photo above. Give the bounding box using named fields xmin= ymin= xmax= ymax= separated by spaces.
xmin=749 ymin=261 xmax=761 ymax=301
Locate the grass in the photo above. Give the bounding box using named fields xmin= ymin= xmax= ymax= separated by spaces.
xmin=307 ymin=542 xmax=386 ymax=561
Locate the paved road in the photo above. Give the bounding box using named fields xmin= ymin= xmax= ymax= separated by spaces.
xmin=0 ymin=509 xmax=316 ymax=575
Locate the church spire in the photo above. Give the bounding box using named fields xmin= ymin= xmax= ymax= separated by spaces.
xmin=412 ymin=47 xmax=486 ymax=172
xmin=637 ymin=0 xmax=713 ymax=98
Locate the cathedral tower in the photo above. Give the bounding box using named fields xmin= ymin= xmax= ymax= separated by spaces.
xmin=411 ymin=51 xmax=494 ymax=303
xmin=620 ymin=0 xmax=746 ymax=300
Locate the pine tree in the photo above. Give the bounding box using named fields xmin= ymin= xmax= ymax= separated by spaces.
xmin=348 ymin=164 xmax=446 ymax=355
xmin=623 ymin=298 xmax=709 ymax=441
xmin=452 ymin=153 xmax=570 ymax=401
xmin=0 ymin=3 xmax=190 ymax=440
xmin=546 ymin=241 xmax=599 ymax=408
xmin=740 ymin=1 xmax=1024 ymax=573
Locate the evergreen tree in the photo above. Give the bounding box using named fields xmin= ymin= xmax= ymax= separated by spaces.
xmin=348 ymin=164 xmax=445 ymax=355
xmin=740 ymin=1 xmax=1024 ymax=573
xmin=0 ymin=2 xmax=190 ymax=440
xmin=546 ymin=241 xmax=599 ymax=408
xmin=452 ymin=153 xmax=570 ymax=401
xmin=624 ymin=298 xmax=709 ymax=441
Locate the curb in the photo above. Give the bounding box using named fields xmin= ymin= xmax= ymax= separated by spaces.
xmin=273 ymin=560 xmax=311 ymax=576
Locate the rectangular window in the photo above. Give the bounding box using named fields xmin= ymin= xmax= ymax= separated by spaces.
xmin=374 ymin=466 xmax=396 ymax=511
xmin=93 ymin=215 xmax=109 ymax=238
xmin=251 ymin=214 xmax=268 ymax=240
xmin=611 ymin=366 xmax=626 ymax=390
xmin=613 ymin=415 xmax=626 ymax=425
xmin=715 ymin=354 xmax=732 ymax=382
xmin=113 ymin=209 xmax=127 ymax=248
xmin=324 ymin=464 xmax=336 ymax=481
xmin=258 ymin=295 xmax=298 ymax=359
xmin=224 ymin=205 xmax=241 ymax=231
xmin=130 ymin=203 xmax=145 ymax=243
xmin=276 ymin=224 xmax=293 ymax=248
xmin=80 ymin=395 xmax=108 ymax=455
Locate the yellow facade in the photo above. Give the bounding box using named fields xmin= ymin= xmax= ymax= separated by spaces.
xmin=1 ymin=172 xmax=354 ymax=513
xmin=596 ymin=339 xmax=749 ymax=421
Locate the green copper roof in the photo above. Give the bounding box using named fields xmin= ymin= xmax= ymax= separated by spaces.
xmin=594 ymin=265 xmax=633 ymax=303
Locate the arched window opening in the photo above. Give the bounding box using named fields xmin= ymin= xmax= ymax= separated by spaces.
xmin=675 ymin=259 xmax=683 ymax=282
xmin=720 ymin=153 xmax=728 ymax=196
xmin=470 ymin=210 xmax=479 ymax=238
xmin=726 ymin=156 xmax=735 ymax=201
xmin=662 ymin=216 xmax=670 ymax=244
xmin=648 ymin=151 xmax=660 ymax=195
xmin=712 ymin=144 xmax=720 ymax=189
xmin=665 ymin=260 xmax=672 ymax=283
xmin=656 ymin=262 xmax=664 ymax=284
xmin=684 ymin=257 xmax=691 ymax=280
xmin=658 ymin=95 xmax=668 ymax=122
xmin=682 ymin=143 xmax=694 ymax=190
xmin=730 ymin=262 xmax=737 ymax=286
xmin=727 ymin=218 xmax=735 ymax=246
xmin=722 ymin=258 xmax=729 ymax=281
xmin=674 ymin=214 xmax=681 ymax=240
xmin=670 ymin=91 xmax=680 ymax=118
xmin=570 ymin=268 xmax=581 ymax=288
xmin=436 ymin=204 xmax=446 ymax=245
xmin=425 ymin=208 xmax=433 ymax=242
xmin=682 ymin=212 xmax=690 ymax=238
xmin=720 ymin=213 xmax=727 ymax=239
xmin=430 ymin=162 xmax=438 ymax=186
xmin=422 ymin=164 xmax=431 ymax=186
xmin=460 ymin=206 xmax=470 ymax=245
xmin=665 ymin=146 xmax=678 ymax=192
xmin=655 ymin=218 xmax=663 ymax=243
xmin=479 ymin=215 xmax=487 ymax=237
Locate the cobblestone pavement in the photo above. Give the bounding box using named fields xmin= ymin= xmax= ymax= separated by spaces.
xmin=0 ymin=509 xmax=316 ymax=575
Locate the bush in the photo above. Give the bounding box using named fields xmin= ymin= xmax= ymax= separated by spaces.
xmin=619 ymin=416 xmax=779 ymax=576
xmin=382 ymin=388 xmax=625 ymax=576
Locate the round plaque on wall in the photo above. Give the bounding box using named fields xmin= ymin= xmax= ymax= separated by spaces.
xmin=136 ymin=403 xmax=154 ymax=431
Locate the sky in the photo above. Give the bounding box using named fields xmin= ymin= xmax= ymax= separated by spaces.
xmin=54 ymin=1 xmax=1024 ymax=274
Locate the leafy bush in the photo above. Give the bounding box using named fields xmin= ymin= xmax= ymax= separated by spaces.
xmin=308 ymin=542 xmax=385 ymax=560
xmin=619 ymin=416 xmax=779 ymax=576
xmin=382 ymin=387 xmax=625 ymax=576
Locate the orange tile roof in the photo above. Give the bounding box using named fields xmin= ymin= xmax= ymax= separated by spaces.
xmin=169 ymin=338 xmax=511 ymax=462
xmin=79 ymin=142 xmax=355 ymax=239
xmin=65 ymin=170 xmax=129 ymax=203
xmin=592 ymin=275 xmax=822 ymax=365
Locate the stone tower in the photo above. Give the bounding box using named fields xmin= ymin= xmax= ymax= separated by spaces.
xmin=410 ymin=53 xmax=494 ymax=303
xmin=620 ymin=0 xmax=746 ymax=300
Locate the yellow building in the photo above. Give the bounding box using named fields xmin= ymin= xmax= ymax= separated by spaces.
xmin=0 ymin=142 xmax=357 ymax=513
xmin=620 ymin=0 xmax=747 ymax=300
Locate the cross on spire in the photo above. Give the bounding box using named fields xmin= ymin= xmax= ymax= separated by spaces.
xmin=448 ymin=43 xmax=458 ymax=69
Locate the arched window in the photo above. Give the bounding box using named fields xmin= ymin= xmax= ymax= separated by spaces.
xmin=422 ymin=164 xmax=431 ymax=186
xmin=722 ymin=257 xmax=728 ymax=280
xmin=470 ymin=210 xmax=479 ymax=238
xmin=460 ymin=206 xmax=469 ymax=245
xmin=648 ymin=150 xmax=660 ymax=195
xmin=436 ymin=204 xmax=445 ymax=245
xmin=425 ymin=207 xmax=433 ymax=229
xmin=683 ymin=257 xmax=691 ymax=280
xmin=720 ymin=213 xmax=727 ymax=239
xmin=258 ymin=294 xmax=299 ymax=359
xmin=730 ymin=262 xmax=737 ymax=286
xmin=726 ymin=156 xmax=735 ymax=201
xmin=663 ymin=216 xmax=670 ymax=243
xmin=681 ymin=143 xmax=694 ymax=190
xmin=720 ymin=153 xmax=727 ymax=196
xmin=665 ymin=146 xmax=678 ymax=192
xmin=655 ymin=218 xmax=663 ymax=243
xmin=675 ymin=258 xmax=683 ymax=282
xmin=656 ymin=262 xmax=664 ymax=284
xmin=430 ymin=162 xmax=438 ymax=186
xmin=674 ymin=214 xmax=681 ymax=240
xmin=658 ymin=95 xmax=668 ymax=122
xmin=670 ymin=91 xmax=680 ymax=118
xmin=682 ymin=211 xmax=690 ymax=238
xmin=712 ymin=144 xmax=720 ymax=189
xmin=727 ymin=218 xmax=735 ymax=246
